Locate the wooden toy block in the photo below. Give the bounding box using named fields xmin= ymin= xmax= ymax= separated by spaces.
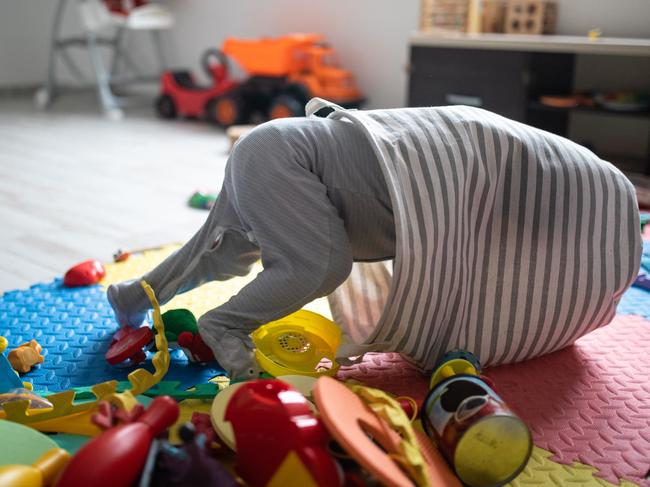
xmin=505 ymin=0 xmax=557 ymax=35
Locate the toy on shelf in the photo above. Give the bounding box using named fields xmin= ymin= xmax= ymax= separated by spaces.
xmin=504 ymin=0 xmax=557 ymax=35
xmin=422 ymin=350 xmax=532 ymax=487
xmin=0 ymin=448 xmax=70 ymax=487
xmin=63 ymin=259 xmax=106 ymax=287
xmin=225 ymin=379 xmax=342 ymax=487
xmin=156 ymin=34 xmax=364 ymax=127
xmin=594 ymin=91 xmax=649 ymax=112
xmin=0 ymin=336 xmax=24 ymax=393
xmin=8 ymin=339 xmax=45 ymax=374
xmin=187 ymin=191 xmax=219 ymax=210
xmin=420 ymin=0 xmax=470 ymax=32
xmin=251 ymin=309 xmax=341 ymax=377
xmin=55 ymin=396 xmax=180 ymax=487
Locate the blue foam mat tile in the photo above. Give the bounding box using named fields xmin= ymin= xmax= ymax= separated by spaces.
xmin=0 ymin=279 xmax=225 ymax=392
xmin=617 ymin=285 xmax=650 ymax=320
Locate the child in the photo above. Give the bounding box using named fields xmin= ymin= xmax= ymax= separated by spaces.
xmin=108 ymin=98 xmax=641 ymax=379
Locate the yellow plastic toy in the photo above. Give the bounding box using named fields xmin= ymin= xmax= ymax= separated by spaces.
xmin=429 ymin=358 xmax=478 ymax=389
xmin=0 ymin=448 xmax=70 ymax=487
xmin=252 ymin=310 xmax=341 ymax=378
xmin=8 ymin=340 xmax=45 ymax=374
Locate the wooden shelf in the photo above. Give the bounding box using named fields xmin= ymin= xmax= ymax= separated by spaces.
xmin=410 ymin=31 xmax=650 ymax=57
xmin=528 ymin=101 xmax=650 ymax=120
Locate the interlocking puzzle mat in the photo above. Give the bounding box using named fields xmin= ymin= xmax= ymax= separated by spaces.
xmin=2 ymin=243 xmax=650 ymax=485
xmin=337 ymin=316 xmax=650 ymax=486
xmin=485 ymin=315 xmax=650 ymax=487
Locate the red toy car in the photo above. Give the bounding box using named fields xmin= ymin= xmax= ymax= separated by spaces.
xmin=156 ymin=35 xmax=364 ymax=127
xmin=155 ymin=49 xmax=239 ymax=124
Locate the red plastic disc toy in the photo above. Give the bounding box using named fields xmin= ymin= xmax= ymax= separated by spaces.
xmin=106 ymin=327 xmax=154 ymax=365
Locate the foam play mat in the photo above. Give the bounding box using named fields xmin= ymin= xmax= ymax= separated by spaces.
xmin=1 ymin=243 xmax=649 ymax=485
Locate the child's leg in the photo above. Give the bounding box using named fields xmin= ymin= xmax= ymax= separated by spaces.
xmin=108 ymin=191 xmax=259 ymax=327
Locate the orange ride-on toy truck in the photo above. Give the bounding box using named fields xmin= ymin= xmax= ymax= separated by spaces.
xmin=155 ymin=34 xmax=364 ymax=127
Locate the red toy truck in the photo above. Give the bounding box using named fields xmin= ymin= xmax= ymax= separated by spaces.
xmin=155 ymin=34 xmax=364 ymax=126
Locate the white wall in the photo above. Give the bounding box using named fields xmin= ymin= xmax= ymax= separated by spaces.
xmin=1 ymin=0 xmax=649 ymax=108
xmin=160 ymin=0 xmax=420 ymax=108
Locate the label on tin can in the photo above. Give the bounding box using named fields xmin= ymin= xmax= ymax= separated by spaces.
xmin=422 ymin=375 xmax=532 ymax=487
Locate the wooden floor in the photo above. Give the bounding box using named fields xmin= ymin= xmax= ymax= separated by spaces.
xmin=0 ymin=93 xmax=230 ymax=293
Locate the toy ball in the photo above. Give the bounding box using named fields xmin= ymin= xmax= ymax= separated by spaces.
xmin=251 ymin=310 xmax=341 ymax=378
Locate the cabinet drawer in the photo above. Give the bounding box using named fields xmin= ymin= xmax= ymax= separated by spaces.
xmin=408 ymin=47 xmax=528 ymax=121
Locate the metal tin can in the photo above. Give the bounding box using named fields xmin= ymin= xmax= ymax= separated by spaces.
xmin=421 ymin=374 xmax=532 ymax=487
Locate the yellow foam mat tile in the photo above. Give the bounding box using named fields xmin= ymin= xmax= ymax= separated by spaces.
xmin=101 ymin=245 xmax=332 ymax=319
xmin=507 ymin=447 xmax=640 ymax=487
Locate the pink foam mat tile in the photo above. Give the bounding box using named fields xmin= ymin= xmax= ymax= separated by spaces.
xmin=484 ymin=314 xmax=650 ymax=486
xmin=335 ymin=352 xmax=429 ymax=403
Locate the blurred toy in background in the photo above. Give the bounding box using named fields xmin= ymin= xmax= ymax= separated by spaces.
xmin=103 ymin=0 xmax=147 ymax=15
xmin=0 ymin=336 xmax=24 ymax=393
xmin=594 ymin=91 xmax=649 ymax=112
xmin=8 ymin=339 xmax=45 ymax=374
xmin=421 ymin=350 xmax=532 ymax=487
xmin=56 ymin=396 xmax=179 ymax=487
xmin=226 ymin=379 xmax=342 ymax=487
xmin=187 ymin=191 xmax=219 ymax=210
xmin=0 ymin=448 xmax=70 ymax=487
xmin=156 ymin=34 xmax=364 ymax=127
xmin=63 ymin=260 xmax=106 ymax=287
xmin=113 ymin=249 xmax=131 ymax=263
xmin=420 ymin=0 xmax=557 ymax=35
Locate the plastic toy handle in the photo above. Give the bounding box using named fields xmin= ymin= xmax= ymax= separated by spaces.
xmin=36 ymin=448 xmax=71 ymax=485
xmin=138 ymin=396 xmax=179 ymax=435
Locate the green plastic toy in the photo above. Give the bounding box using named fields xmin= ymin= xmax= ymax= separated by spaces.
xmin=188 ymin=191 xmax=218 ymax=210
xmin=156 ymin=309 xmax=199 ymax=346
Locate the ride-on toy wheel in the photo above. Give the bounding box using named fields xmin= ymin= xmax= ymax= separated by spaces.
xmin=207 ymin=95 xmax=249 ymax=127
xmin=269 ymin=94 xmax=304 ymax=120
xmin=155 ymin=94 xmax=177 ymax=119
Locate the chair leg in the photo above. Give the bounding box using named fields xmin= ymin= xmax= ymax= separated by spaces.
xmin=86 ymin=30 xmax=123 ymax=119
xmin=35 ymin=0 xmax=68 ymax=109
xmin=110 ymin=27 xmax=125 ymax=78
xmin=151 ymin=29 xmax=166 ymax=72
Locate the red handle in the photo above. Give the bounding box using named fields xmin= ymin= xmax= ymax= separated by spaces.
xmin=138 ymin=396 xmax=179 ymax=434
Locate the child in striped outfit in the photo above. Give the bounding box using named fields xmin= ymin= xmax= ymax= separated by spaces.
xmin=108 ymin=99 xmax=641 ymax=379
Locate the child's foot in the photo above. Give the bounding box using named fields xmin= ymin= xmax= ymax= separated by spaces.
xmin=107 ymin=280 xmax=148 ymax=328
